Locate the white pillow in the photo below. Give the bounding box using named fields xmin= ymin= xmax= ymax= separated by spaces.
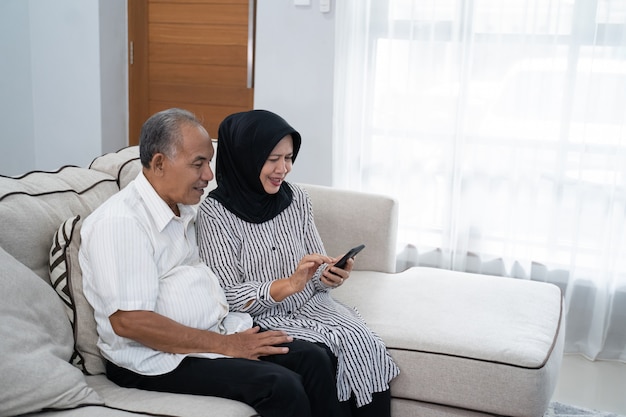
xmin=0 ymin=246 xmax=103 ymax=416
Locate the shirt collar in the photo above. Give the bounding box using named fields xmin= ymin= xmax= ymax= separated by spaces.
xmin=134 ymin=171 xmax=197 ymax=232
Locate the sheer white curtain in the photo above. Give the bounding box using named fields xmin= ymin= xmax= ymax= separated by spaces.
xmin=334 ymin=0 xmax=626 ymax=361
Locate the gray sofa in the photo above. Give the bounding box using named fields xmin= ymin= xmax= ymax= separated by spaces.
xmin=0 ymin=146 xmax=564 ymax=417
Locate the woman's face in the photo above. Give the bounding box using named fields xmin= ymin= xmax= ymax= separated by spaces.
xmin=259 ymin=135 xmax=294 ymax=194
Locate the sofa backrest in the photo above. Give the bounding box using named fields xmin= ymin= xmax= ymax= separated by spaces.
xmin=88 ymin=146 xmax=143 ymax=189
xmin=301 ymin=183 xmax=398 ymax=273
xmin=0 ymin=167 xmax=120 ymax=283
xmin=89 ymin=145 xmax=218 ymax=199
xmin=89 ymin=145 xmax=399 ymax=273
xmin=0 ymin=143 xmax=397 ymax=285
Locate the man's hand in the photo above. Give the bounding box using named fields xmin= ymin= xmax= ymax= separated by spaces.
xmin=222 ymin=326 xmax=292 ymax=360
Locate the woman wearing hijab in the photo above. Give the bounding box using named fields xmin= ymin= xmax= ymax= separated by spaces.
xmin=196 ymin=109 xmax=399 ymax=417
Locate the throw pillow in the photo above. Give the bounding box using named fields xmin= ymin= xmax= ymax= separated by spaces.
xmin=0 ymin=246 xmax=103 ymax=416
xmin=50 ymin=215 xmax=105 ymax=375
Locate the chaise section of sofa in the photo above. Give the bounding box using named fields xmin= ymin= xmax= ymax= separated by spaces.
xmin=333 ymin=268 xmax=564 ymax=417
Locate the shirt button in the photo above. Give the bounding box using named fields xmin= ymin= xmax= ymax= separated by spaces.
xmin=287 ymin=310 xmax=292 ymax=314
xmin=260 ymin=295 xmax=265 ymax=300
xmin=271 ymin=246 xmax=276 ymax=250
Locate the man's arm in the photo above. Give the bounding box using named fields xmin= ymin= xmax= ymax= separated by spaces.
xmin=110 ymin=310 xmax=292 ymax=360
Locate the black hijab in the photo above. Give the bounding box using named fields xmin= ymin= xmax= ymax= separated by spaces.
xmin=209 ymin=110 xmax=302 ymax=223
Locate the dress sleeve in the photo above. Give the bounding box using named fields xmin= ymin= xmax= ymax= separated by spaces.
xmin=196 ymin=199 xmax=278 ymax=313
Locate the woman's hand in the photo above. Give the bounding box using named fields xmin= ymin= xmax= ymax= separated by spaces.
xmin=270 ymin=254 xmax=333 ymax=301
xmin=322 ymin=257 xmax=354 ymax=288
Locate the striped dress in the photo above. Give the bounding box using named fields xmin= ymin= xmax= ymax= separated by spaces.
xmin=196 ymin=183 xmax=399 ymax=407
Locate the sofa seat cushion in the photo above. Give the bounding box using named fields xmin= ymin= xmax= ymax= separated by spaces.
xmin=0 ymin=167 xmax=119 ymax=283
xmin=333 ymin=267 xmax=564 ymax=417
xmin=0 ymin=247 xmax=103 ymax=416
xmin=85 ymin=375 xmax=257 ymax=417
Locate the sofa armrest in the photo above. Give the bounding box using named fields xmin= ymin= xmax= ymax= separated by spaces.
xmin=299 ymin=183 xmax=398 ymax=273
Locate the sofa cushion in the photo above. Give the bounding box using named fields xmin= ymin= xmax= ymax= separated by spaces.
xmin=85 ymin=375 xmax=258 ymax=417
xmin=0 ymin=246 xmax=103 ymax=416
xmin=302 ymin=183 xmax=398 ymax=273
xmin=333 ymin=267 xmax=565 ymax=417
xmin=88 ymin=146 xmax=141 ymax=189
xmin=0 ymin=167 xmax=119 ymax=284
xmin=88 ymin=145 xmax=217 ymax=202
xmin=50 ymin=215 xmax=106 ymax=375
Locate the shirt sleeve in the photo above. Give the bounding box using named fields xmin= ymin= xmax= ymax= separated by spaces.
xmin=81 ymin=215 xmax=159 ymax=318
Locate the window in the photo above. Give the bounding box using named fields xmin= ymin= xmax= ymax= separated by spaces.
xmin=335 ymin=0 xmax=626 ymax=360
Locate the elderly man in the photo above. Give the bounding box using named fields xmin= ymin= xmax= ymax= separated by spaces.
xmin=79 ymin=108 xmax=338 ymax=417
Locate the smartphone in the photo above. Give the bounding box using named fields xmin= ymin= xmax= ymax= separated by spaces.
xmin=334 ymin=244 xmax=365 ymax=270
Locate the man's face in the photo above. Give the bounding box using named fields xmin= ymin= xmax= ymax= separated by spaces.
xmin=160 ymin=123 xmax=214 ymax=208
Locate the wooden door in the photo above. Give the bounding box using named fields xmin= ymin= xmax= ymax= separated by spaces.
xmin=128 ymin=0 xmax=255 ymax=145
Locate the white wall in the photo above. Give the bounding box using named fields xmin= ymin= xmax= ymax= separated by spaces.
xmin=28 ymin=0 xmax=102 ymax=172
xmin=0 ymin=0 xmax=35 ymax=176
xmin=0 ymin=0 xmax=126 ymax=176
xmin=0 ymin=0 xmax=331 ymax=184
xmin=254 ymin=1 xmax=335 ymax=186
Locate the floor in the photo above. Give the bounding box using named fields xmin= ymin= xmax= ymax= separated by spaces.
xmin=551 ymin=354 xmax=626 ymax=415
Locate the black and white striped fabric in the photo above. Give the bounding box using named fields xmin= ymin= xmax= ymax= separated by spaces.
xmin=197 ymin=183 xmax=400 ymax=407
xmin=49 ymin=214 xmax=87 ymax=371
xmin=49 ymin=214 xmax=108 ymax=375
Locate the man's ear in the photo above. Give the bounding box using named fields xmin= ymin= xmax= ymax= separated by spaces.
xmin=151 ymin=153 xmax=166 ymax=177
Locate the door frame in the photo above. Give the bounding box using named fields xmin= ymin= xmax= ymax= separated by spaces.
xmin=128 ymin=0 xmax=148 ymax=146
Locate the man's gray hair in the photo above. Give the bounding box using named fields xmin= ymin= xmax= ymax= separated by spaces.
xmin=139 ymin=108 xmax=203 ymax=168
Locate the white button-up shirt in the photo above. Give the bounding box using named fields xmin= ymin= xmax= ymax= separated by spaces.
xmin=80 ymin=171 xmax=251 ymax=375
